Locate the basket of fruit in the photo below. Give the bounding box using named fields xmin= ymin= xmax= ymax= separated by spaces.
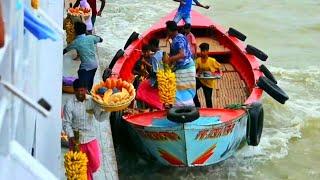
xmin=67 ymin=7 xmax=91 ymax=22
xmin=91 ymin=78 xmax=136 ymax=112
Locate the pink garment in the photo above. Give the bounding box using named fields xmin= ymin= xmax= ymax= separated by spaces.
xmin=186 ymin=32 xmax=196 ymax=56
xmin=136 ymin=79 xmax=164 ymax=110
xmin=80 ymin=139 xmax=101 ymax=180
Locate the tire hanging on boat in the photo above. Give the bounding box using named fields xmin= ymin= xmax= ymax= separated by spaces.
xmin=257 ymin=76 xmax=289 ymax=104
xmin=167 ymin=106 xmax=200 ymax=123
xmin=246 ymin=44 xmax=268 ymax=61
xmin=259 ymin=64 xmax=277 ymax=84
xmin=108 ymin=49 xmax=124 ymax=69
xmin=227 ymin=27 xmax=247 ymax=41
xmin=124 ymin=31 xmax=139 ymax=50
xmin=246 ymin=102 xmax=264 ymax=146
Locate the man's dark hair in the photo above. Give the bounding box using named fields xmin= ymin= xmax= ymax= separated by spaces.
xmin=166 ymin=21 xmax=178 ymax=31
xmin=74 ymin=22 xmax=87 ymax=35
xmin=142 ymin=44 xmax=151 ymax=52
xmin=199 ymin=43 xmax=210 ymax=51
xmin=149 ymin=38 xmax=160 ymax=48
xmin=73 ymin=79 xmax=87 ymax=89
xmin=184 ymin=23 xmax=191 ymax=29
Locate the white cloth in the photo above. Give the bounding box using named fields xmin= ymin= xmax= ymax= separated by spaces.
xmin=80 ymin=0 xmax=93 ymax=31
xmin=63 ymin=96 xmax=109 ymax=144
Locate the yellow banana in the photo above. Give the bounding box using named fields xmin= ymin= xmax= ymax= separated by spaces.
xmin=64 ymin=151 xmax=88 ymax=180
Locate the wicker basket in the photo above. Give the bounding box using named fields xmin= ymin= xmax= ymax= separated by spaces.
xmin=62 ymin=85 xmax=74 ymax=94
xmin=93 ymin=93 xmax=135 ymax=112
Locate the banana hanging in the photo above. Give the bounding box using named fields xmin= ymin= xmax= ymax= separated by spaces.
xmin=157 ymin=68 xmax=176 ymax=105
xmin=64 ymin=151 xmax=88 ymax=180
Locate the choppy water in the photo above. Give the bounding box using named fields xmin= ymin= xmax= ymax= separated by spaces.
xmin=93 ymin=0 xmax=320 ymax=179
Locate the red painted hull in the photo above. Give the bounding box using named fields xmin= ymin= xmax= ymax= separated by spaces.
xmin=113 ymin=10 xmax=263 ymax=126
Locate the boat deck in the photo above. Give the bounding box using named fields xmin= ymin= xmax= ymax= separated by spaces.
xmin=197 ymin=63 xmax=249 ymax=108
xmin=159 ymin=37 xmax=230 ymax=55
xmin=61 ymin=50 xmax=119 ymax=180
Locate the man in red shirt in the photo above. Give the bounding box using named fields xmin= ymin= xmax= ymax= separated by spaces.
xmin=74 ymin=0 xmax=106 ymax=26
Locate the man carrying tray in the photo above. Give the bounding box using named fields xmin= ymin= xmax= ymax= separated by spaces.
xmin=63 ymin=79 xmax=109 ymax=180
xmin=194 ymin=43 xmax=222 ymax=108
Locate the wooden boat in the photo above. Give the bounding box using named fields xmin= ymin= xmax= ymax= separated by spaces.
xmin=108 ymin=10 xmax=288 ymax=167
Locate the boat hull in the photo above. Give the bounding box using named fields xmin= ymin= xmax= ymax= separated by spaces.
xmin=127 ymin=114 xmax=247 ymax=166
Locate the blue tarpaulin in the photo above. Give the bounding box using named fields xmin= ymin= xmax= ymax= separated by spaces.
xmin=24 ymin=7 xmax=58 ymax=41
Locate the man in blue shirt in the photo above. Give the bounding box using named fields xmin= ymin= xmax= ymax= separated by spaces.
xmin=173 ymin=0 xmax=210 ymax=24
xmin=63 ymin=22 xmax=103 ymax=92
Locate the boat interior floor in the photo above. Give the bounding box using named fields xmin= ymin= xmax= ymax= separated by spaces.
xmin=197 ymin=63 xmax=249 ymax=109
xmin=159 ymin=37 xmax=230 ymax=55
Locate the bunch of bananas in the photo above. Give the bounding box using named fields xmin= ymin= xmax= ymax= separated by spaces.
xmin=63 ymin=16 xmax=75 ymax=45
xmin=31 ymin=0 xmax=39 ymax=9
xmin=157 ymin=68 xmax=176 ymax=105
xmin=64 ymin=151 xmax=88 ymax=180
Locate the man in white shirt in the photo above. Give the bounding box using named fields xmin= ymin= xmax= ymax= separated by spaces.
xmin=63 ymin=79 xmax=108 ymax=180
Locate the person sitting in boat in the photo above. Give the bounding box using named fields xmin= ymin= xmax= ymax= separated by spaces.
xmin=194 ymin=43 xmax=221 ymax=108
xmin=173 ymin=0 xmax=210 ymax=24
xmin=163 ymin=20 xmax=196 ymax=107
xmin=63 ymin=22 xmax=103 ymax=92
xmin=149 ymin=38 xmax=164 ymax=87
xmin=133 ymin=44 xmax=152 ymax=109
xmin=63 ymin=78 xmax=109 ymax=180
xmin=133 ymin=44 xmax=152 ymax=89
xmin=183 ymin=23 xmax=197 ymax=58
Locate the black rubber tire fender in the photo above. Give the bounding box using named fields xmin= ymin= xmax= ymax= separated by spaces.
xmin=108 ymin=49 xmax=124 ymax=69
xmin=257 ymin=76 xmax=289 ymax=104
xmin=246 ymin=102 xmax=264 ymax=146
xmin=246 ymin=44 xmax=268 ymax=61
xmin=228 ymin=27 xmax=247 ymax=41
xmin=124 ymin=32 xmax=139 ymax=50
xmin=259 ymin=64 xmax=277 ymax=84
xmin=167 ymin=106 xmax=200 ymax=123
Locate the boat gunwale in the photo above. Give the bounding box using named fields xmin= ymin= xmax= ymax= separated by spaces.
xmin=112 ymin=10 xmax=264 ymax=125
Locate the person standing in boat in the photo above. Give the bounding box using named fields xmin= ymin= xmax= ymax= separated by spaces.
xmin=194 ymin=43 xmax=221 ymax=108
xmin=173 ymin=0 xmax=210 ymax=24
xmin=149 ymin=38 xmax=164 ymax=87
xmin=164 ymin=21 xmax=196 ymax=106
xmin=183 ymin=23 xmax=197 ymax=58
xmin=63 ymin=79 xmax=109 ymax=180
xmin=74 ymin=0 xmax=106 ymax=26
xmin=63 ymin=22 xmax=103 ymax=92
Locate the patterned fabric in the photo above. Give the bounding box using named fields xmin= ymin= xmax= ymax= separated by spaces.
xmin=170 ymin=33 xmax=193 ymax=68
xmin=63 ymin=96 xmax=108 ymax=144
xmin=175 ymin=61 xmax=196 ymax=106
xmin=195 ymin=57 xmax=221 ymax=89
xmin=64 ymin=34 xmax=100 ymax=71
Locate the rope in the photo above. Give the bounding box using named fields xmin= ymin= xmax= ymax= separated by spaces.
xmin=224 ymin=103 xmax=246 ymax=110
xmin=225 ymin=103 xmax=251 ymax=143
